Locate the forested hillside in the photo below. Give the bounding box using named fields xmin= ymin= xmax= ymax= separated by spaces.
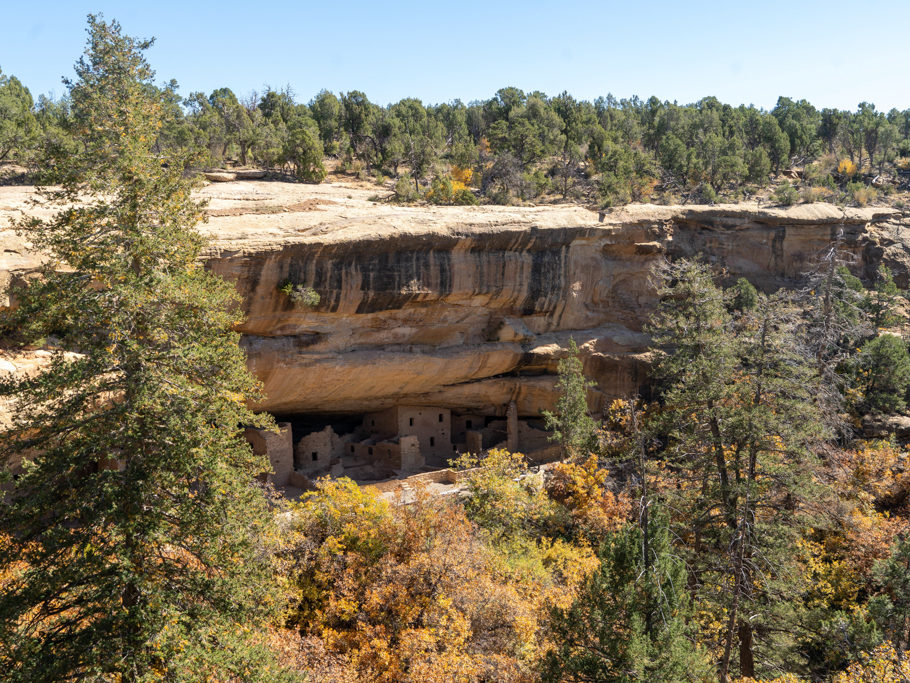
xmin=3 ymin=15 xmax=910 ymax=683
xmin=2 ymin=63 xmax=910 ymax=207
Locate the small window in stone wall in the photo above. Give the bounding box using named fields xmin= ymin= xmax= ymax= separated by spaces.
xmin=466 ymin=419 xmax=472 ymax=429
xmin=430 ymin=437 xmax=435 ymax=447
xmin=311 ymin=452 xmax=318 ymax=462
xmin=371 ymin=419 xmax=375 ymax=426
xmin=368 ymin=447 xmax=373 ymax=455
xmin=350 ymin=445 xmax=355 ymax=453
xmin=409 ymin=417 xmax=414 ymax=426
xmin=438 ymin=413 xmax=443 ymax=422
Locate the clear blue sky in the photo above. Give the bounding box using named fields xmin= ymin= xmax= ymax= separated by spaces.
xmin=2 ymin=0 xmax=908 ymax=111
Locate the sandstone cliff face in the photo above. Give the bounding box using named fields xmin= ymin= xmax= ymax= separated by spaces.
xmin=2 ymin=181 xmax=907 ymax=420
xmin=197 ymin=184 xmax=905 ymax=418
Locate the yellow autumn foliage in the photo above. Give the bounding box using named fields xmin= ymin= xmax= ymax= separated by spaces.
xmin=831 ymin=642 xmax=910 ymax=682
xmin=281 ymin=477 xmax=566 ymax=682
xmin=838 ymin=158 xmax=858 ymax=177
xmin=451 ymin=165 xmax=473 ymax=186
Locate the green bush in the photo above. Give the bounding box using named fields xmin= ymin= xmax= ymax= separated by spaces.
xmin=489 ymin=188 xmax=512 ymax=205
xmin=731 ymin=277 xmax=758 ymax=312
xmin=847 ymin=181 xmax=877 ymax=207
xmin=773 ymin=181 xmax=799 ymax=206
xmin=279 ymin=280 xmax=321 ymax=307
xmin=426 ymin=175 xmax=477 ymax=205
xmin=282 ymin=122 xmax=326 ymax=183
xmin=393 ymin=174 xmax=418 ymax=203
xmin=697 ymin=183 xmax=718 ymax=204
xmin=522 ymin=168 xmax=550 ymax=199
xmin=598 ymin=172 xmax=631 ymax=207
xmin=746 ymin=148 xmax=771 ymax=184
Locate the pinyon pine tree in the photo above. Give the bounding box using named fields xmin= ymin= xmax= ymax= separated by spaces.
xmin=0 ymin=17 xmax=292 ymax=681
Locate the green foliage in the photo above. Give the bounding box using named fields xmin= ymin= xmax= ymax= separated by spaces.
xmin=869 ymin=535 xmax=910 ymax=654
xmin=774 ymin=181 xmax=800 ymax=205
xmin=696 ymin=181 xmax=718 ymax=203
xmin=858 ymin=334 xmax=910 ymax=413
xmin=279 ymin=280 xmax=321 ymax=307
xmin=308 ymin=89 xmax=342 ymax=154
xmin=649 ymin=259 xmax=825 ymax=679
xmin=542 ymin=509 xmax=713 ymax=682
xmin=0 ymin=69 xmax=38 ymax=163
xmin=542 ymin=339 xmax=599 ymax=458
xmin=731 ymin=276 xmax=759 ymax=312
xmin=426 ymin=174 xmax=477 ymax=205
xmin=282 ymin=115 xmax=326 ymax=182
xmin=0 ymin=17 xmax=287 ymax=681
xmin=453 ymin=448 xmax=558 ymax=540
xmin=393 ymin=173 xmax=419 ymax=202
xmin=746 ymin=147 xmax=772 ymax=184
xmin=848 ymin=180 xmax=878 ymax=206
xmin=772 ymin=96 xmax=820 ymax=159
xmin=867 ymin=265 xmax=902 ymax=330
xmin=6 ymin=57 xmax=910 ymax=208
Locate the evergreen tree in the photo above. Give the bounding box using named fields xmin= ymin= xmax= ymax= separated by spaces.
xmin=798 ymin=230 xmax=872 ymax=430
xmin=542 ymin=509 xmax=712 ymax=682
xmin=858 ymin=333 xmax=910 ymax=414
xmin=0 ymin=69 xmax=39 ymax=162
xmin=543 ymin=339 xmax=599 ymax=459
xmin=649 ymin=260 xmax=824 ymax=680
xmin=282 ymin=112 xmax=326 ymax=182
xmin=866 ymin=265 xmax=902 ymax=331
xmin=731 ymin=276 xmax=759 ymax=313
xmin=869 ymin=535 xmax=910 ymax=654
xmin=0 ymin=17 xmax=290 ymax=681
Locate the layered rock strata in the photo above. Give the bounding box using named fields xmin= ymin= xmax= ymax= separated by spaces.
xmin=2 ymin=181 xmax=908 ymax=422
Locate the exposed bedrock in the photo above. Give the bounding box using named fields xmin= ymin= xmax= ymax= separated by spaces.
xmin=209 ymin=225 xmax=659 ymax=416
xmin=2 ymin=182 xmax=907 ymax=419
xmin=199 ymin=193 xmax=906 ymax=418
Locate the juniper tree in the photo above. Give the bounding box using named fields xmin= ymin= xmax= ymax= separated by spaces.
xmin=0 ymin=68 xmax=39 ymax=163
xmin=730 ymin=276 xmax=758 ymax=313
xmin=0 ymin=17 xmax=291 ymax=681
xmin=866 ymin=264 xmax=903 ymax=331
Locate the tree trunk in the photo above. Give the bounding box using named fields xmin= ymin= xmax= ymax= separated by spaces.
xmin=708 ymin=402 xmax=736 ymax=530
xmin=738 ymin=620 xmax=755 ymax=678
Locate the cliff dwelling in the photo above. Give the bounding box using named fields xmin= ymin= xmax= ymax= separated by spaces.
xmin=4 ymin=180 xmax=908 ymax=491
xmin=245 ymin=400 xmax=559 ymax=488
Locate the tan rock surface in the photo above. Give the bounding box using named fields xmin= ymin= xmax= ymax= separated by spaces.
xmin=2 ymin=181 xmax=908 ymax=420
